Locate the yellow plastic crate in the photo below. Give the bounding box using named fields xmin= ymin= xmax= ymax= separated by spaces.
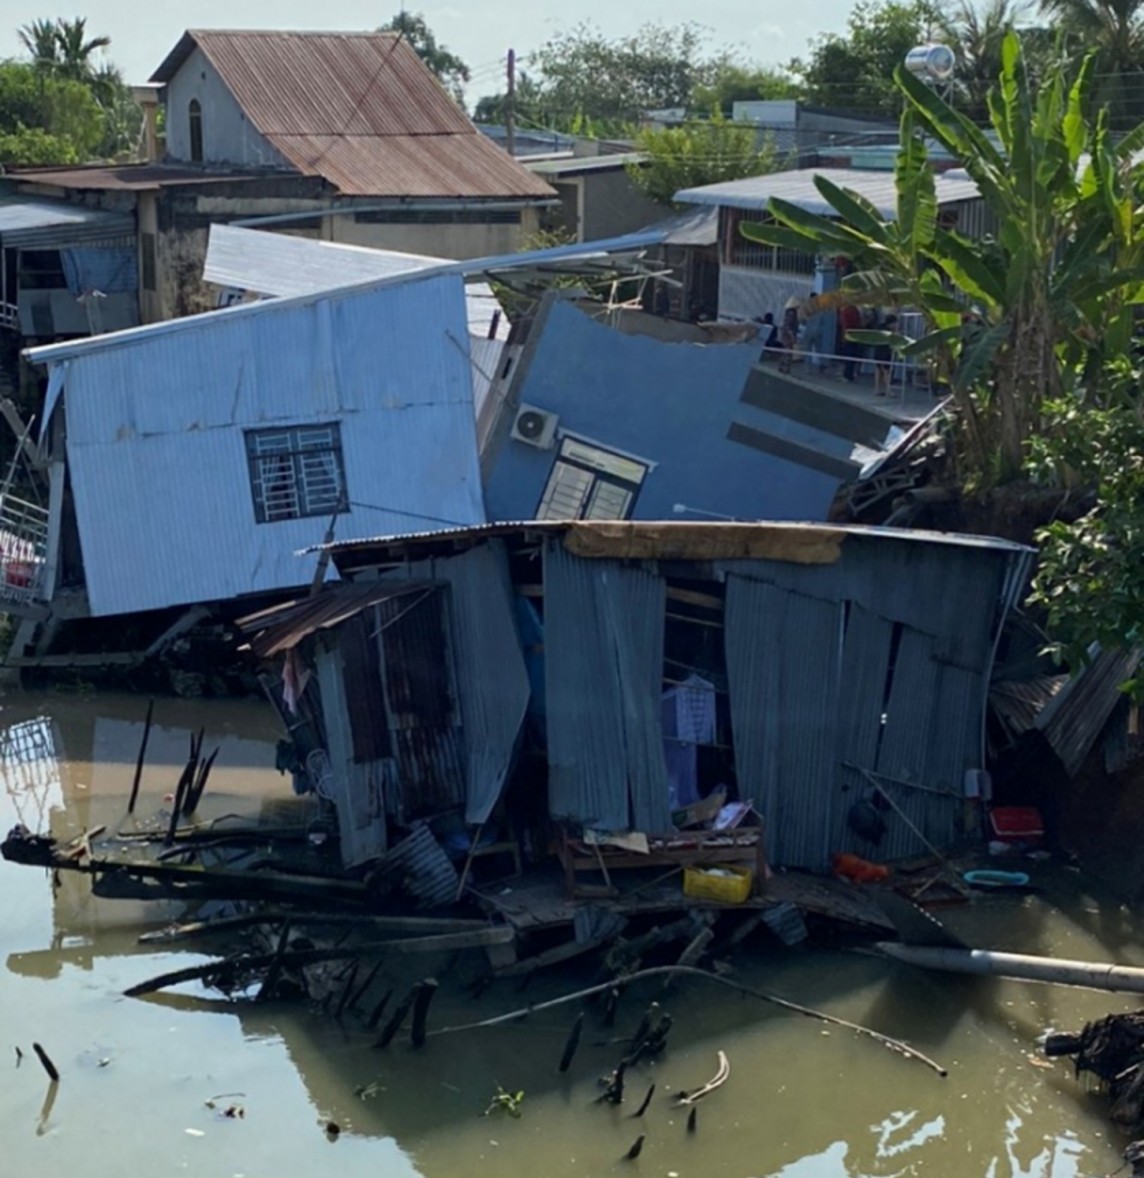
xmin=683 ymin=864 xmax=753 ymax=905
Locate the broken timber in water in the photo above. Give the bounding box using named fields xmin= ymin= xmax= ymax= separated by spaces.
xmin=1046 ymin=1013 xmax=1144 ymax=1129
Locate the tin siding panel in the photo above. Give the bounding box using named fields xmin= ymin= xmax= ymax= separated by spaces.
xmin=829 ymin=604 xmax=895 ymax=856
xmin=544 ymin=542 xmax=669 ymax=832
xmin=725 ymin=576 xmax=841 ymax=867
xmin=315 ymin=644 xmax=387 ymax=867
xmin=874 ymin=627 xmax=954 ymax=860
xmin=440 ymin=541 xmax=531 ymax=825
xmin=724 ymin=579 xmax=784 ymax=860
xmin=60 ymin=273 xmax=484 ymax=616
xmin=377 ymin=589 xmax=465 ymax=821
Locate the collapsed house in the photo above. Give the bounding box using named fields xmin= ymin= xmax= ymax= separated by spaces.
xmin=238 ymin=521 xmax=1033 ymax=878
xmin=4 ymin=268 xmax=485 ymax=665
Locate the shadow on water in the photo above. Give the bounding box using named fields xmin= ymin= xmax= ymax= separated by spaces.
xmin=0 ymin=691 xmax=1139 ymax=1177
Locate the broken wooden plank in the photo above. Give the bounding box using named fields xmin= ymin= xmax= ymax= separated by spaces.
xmin=138 ymin=911 xmax=494 ymax=944
xmin=495 ymin=921 xmax=629 ymax=978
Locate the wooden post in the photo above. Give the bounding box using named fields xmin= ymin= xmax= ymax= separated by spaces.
xmin=409 ymin=978 xmax=439 ymax=1048
xmin=376 ymin=983 xmax=420 ymax=1049
xmin=126 ymin=700 xmax=154 ymax=815
xmin=505 ymin=49 xmax=516 ymax=157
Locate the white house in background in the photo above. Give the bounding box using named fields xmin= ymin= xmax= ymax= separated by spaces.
xmin=673 ymin=167 xmax=985 ymax=323
xmin=149 ymin=29 xmax=557 ymax=259
xmin=4 ymin=268 xmax=484 ymax=662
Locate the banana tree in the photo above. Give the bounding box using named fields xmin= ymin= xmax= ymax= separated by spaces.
xmin=742 ymin=30 xmax=1144 ymax=483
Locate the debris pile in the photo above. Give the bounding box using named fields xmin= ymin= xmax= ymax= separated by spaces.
xmin=1046 ymin=1012 xmax=1144 ymax=1127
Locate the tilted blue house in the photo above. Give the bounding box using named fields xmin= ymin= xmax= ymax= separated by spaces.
xmin=11 ymin=269 xmax=484 ymax=656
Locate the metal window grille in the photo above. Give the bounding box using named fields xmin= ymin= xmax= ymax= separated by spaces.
xmin=245 ymin=424 xmax=347 ymax=524
xmin=537 ymin=438 xmax=647 ymax=521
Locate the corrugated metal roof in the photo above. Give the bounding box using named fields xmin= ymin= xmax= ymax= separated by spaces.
xmin=0 ymin=198 xmax=133 ymax=247
xmin=323 ymin=519 xmax=1034 ymax=567
xmin=526 ymin=153 xmax=647 ymax=176
xmin=644 ymin=205 xmax=718 ymax=247
xmin=8 ymin=164 xmax=262 ymax=192
xmin=266 ymin=131 xmax=556 ymax=199
xmin=45 ymin=271 xmax=484 ymax=617
xmin=203 ymin=223 xmax=509 ymax=339
xmin=151 ymin=30 xmax=555 ymax=200
xmin=237 ymin=580 xmax=436 ymax=657
xmin=1035 ymin=647 xmax=1143 ymax=778
xmin=675 ymin=166 xmax=980 ymax=216
xmin=26 ymin=228 xmax=670 ymax=368
xmin=990 ymin=675 xmax=1069 ymax=745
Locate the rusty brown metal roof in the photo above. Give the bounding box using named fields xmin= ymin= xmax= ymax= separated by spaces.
xmin=9 ymin=164 xmax=264 ymax=192
xmin=236 ymin=579 xmax=438 ymax=657
xmin=151 ymin=30 xmax=555 ymax=200
xmin=267 ymin=131 xmax=556 ymax=199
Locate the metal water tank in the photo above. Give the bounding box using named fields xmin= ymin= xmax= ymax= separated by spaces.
xmin=904 ymin=43 xmax=956 ymax=82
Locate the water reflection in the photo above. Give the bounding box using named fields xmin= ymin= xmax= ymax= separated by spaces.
xmin=0 ymin=691 xmax=1137 ymax=1178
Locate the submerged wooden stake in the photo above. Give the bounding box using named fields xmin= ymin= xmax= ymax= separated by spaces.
xmin=126 ymin=699 xmax=154 ymax=816
xmin=687 ymin=1107 xmax=697 ymax=1134
xmin=558 ymin=1012 xmax=584 ymax=1074
xmin=633 ymin=1083 xmax=655 ymax=1117
xmin=376 ymin=983 xmax=420 ymax=1049
xmin=410 ymin=978 xmax=439 ymax=1048
xmin=334 ymin=961 xmax=360 ymax=1021
xmin=32 ymin=1043 xmax=59 ymax=1083
xmin=625 ymin=1134 xmax=645 ymax=1160
xmin=366 ymin=988 xmax=393 ymax=1031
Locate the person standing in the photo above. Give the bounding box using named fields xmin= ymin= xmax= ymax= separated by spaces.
xmin=873 ymin=313 xmax=897 ymax=396
xmin=838 ymin=302 xmax=863 ymax=382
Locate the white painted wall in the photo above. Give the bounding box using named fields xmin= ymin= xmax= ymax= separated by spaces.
xmin=163 ymin=46 xmax=291 ymax=169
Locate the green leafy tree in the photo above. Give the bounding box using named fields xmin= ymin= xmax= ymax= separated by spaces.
xmin=1028 ymin=363 xmax=1144 ymax=669
xmin=0 ymin=60 xmax=103 ymax=165
xmin=691 ymin=56 xmax=799 ymax=114
xmin=1041 ymin=0 xmax=1144 ymax=125
xmin=378 ymin=11 xmax=470 ymax=103
xmin=789 ymin=0 xmax=943 ymax=117
xmin=942 ymin=0 xmax=1056 ymax=121
xmin=743 ymin=31 xmax=1144 ymax=483
xmin=629 ymin=113 xmax=783 ymax=206
xmin=526 ymin=21 xmax=708 ymax=132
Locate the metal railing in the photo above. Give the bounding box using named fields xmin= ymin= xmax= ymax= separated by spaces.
xmin=0 ymin=303 xmax=18 ymax=332
xmin=0 ymin=493 xmax=50 ymax=606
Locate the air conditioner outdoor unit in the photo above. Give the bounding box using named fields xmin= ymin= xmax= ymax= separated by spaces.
xmin=510 ymin=404 xmax=559 ymax=449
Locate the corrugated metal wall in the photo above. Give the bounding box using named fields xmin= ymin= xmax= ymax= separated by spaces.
xmin=314 ymin=643 xmax=388 ymax=867
xmin=438 ymin=541 xmax=531 ymax=825
xmin=721 ymin=534 xmax=1011 ymax=869
xmin=55 ymin=272 xmax=484 ymax=616
xmin=544 ymin=539 xmax=671 ymax=832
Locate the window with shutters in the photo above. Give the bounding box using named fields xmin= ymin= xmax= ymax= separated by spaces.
xmin=245 ymin=424 xmax=347 ymax=524
xmin=536 ymin=437 xmax=648 ymax=521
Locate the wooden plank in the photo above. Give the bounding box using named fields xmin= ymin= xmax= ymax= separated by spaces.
xmin=376 ymin=927 xmax=515 ymax=954
xmin=666 ymin=586 xmax=724 ymax=611
xmin=495 ymin=923 xmax=628 ymax=978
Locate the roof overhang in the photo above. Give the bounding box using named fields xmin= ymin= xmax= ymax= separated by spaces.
xmin=0 ymin=198 xmax=134 ymax=249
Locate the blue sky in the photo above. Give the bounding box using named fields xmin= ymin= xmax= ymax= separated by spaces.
xmin=3 ymin=0 xmax=854 ymax=97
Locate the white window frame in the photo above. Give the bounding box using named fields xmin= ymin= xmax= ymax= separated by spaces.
xmin=537 ymin=436 xmax=649 ymax=521
xmin=245 ymin=423 xmax=347 ymax=525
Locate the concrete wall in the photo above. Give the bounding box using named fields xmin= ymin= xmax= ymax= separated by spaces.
xmin=543 ymin=170 xmax=667 ymax=243
xmin=330 ymin=207 xmax=540 ymax=260
xmin=163 ymin=46 xmax=291 ymax=169
xmin=483 ymin=298 xmax=843 ymax=524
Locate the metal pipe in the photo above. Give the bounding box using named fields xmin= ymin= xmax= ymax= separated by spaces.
xmin=878 ymin=942 xmax=1144 ymax=993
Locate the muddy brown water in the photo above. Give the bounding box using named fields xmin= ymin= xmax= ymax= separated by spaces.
xmin=0 ymin=690 xmax=1141 ymax=1178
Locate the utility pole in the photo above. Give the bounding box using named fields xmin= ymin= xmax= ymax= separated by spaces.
xmin=505 ymin=48 xmax=516 ymax=157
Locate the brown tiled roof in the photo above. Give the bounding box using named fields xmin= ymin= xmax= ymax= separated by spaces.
xmin=152 ymin=30 xmax=555 ymax=201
